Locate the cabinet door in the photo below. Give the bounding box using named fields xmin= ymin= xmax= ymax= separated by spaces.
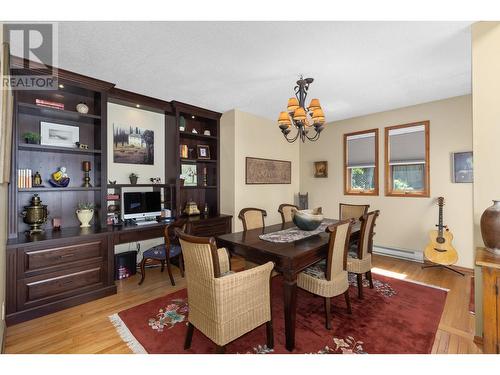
xmin=483 ymin=267 xmax=500 ymax=353
xmin=497 ymin=275 xmax=500 ymax=354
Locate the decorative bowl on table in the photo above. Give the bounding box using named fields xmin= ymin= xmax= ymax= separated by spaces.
xmin=292 ymin=207 xmax=324 ymax=231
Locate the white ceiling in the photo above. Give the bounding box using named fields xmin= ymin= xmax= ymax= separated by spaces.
xmin=58 ymin=21 xmax=472 ymax=121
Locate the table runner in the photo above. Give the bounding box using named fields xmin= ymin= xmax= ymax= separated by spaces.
xmin=259 ymin=219 xmax=336 ymax=243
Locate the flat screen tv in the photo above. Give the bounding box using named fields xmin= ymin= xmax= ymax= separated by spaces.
xmin=123 ymin=191 xmax=162 ymax=220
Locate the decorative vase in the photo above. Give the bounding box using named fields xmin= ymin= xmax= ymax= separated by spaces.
xmin=76 ymin=102 xmax=89 ymax=114
xmin=480 ymin=200 xmax=500 ymax=254
xmin=129 ymin=175 xmax=138 ymax=185
xmin=76 ymin=209 xmax=94 ymax=228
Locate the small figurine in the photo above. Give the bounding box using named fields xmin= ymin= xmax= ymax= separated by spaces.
xmin=150 ymin=177 xmax=161 ymax=184
xmin=49 ymin=167 xmax=70 ymax=187
xmin=32 ymin=171 xmax=43 ymax=187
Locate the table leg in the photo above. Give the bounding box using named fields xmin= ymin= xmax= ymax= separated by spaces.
xmin=283 ymin=271 xmax=297 ymax=352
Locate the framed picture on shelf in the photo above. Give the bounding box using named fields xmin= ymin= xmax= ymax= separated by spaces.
xmin=197 ymin=145 xmax=211 ymax=160
xmin=40 ymin=121 xmax=79 ymax=148
xmin=452 ymin=151 xmax=473 ymax=183
xmin=181 ymin=164 xmax=197 ymax=186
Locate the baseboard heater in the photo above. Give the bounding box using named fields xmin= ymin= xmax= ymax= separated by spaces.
xmin=373 ymin=246 xmax=424 ymax=263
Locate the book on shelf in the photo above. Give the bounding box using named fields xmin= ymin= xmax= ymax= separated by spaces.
xmin=35 ymin=99 xmax=65 ymax=110
xmin=18 ymin=169 xmax=32 ymax=189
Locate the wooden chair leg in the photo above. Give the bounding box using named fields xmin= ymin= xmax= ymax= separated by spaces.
xmin=344 ymin=290 xmax=352 ymax=314
xmin=366 ymin=270 xmax=374 ymax=289
xmin=165 ymin=257 xmax=175 ymax=286
xmin=324 ymin=297 xmax=332 ymax=330
xmin=215 ymin=345 xmax=226 ymax=354
xmin=357 ymin=273 xmax=364 ymax=299
xmin=184 ymin=322 xmax=194 ymax=350
xmin=266 ymin=320 xmax=274 ymax=349
xmin=138 ymin=258 xmax=147 ymax=285
xmin=179 ymin=253 xmax=185 ymax=278
xmin=160 ymin=260 xmax=165 ymax=273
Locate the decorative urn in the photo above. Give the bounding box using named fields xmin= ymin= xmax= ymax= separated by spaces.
xmin=183 ymin=201 xmax=200 ymax=216
xmin=292 ymin=207 xmax=324 ymax=231
xmin=21 ymin=194 xmax=48 ymax=234
xmin=480 ymin=200 xmax=500 ymax=254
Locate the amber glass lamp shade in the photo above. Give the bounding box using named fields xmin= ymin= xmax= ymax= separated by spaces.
xmin=287 ymin=97 xmax=300 ymax=112
xmin=308 ymin=98 xmax=321 ymax=111
xmin=278 ymin=111 xmax=291 ymax=124
xmin=312 ymin=108 xmax=325 ymax=123
xmin=293 ymin=107 xmax=307 ymax=121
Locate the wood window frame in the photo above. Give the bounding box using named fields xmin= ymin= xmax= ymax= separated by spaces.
xmin=343 ymin=128 xmax=379 ymax=196
xmin=384 ymin=121 xmax=430 ymax=198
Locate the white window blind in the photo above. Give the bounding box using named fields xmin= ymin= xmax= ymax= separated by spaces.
xmin=388 ymin=124 xmax=426 ymax=165
xmin=346 ymin=132 xmax=376 ymax=168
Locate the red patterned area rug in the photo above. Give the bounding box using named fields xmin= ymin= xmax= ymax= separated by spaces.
xmin=109 ymin=274 xmax=447 ymax=354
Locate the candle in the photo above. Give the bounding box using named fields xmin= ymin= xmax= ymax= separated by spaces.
xmin=82 ymin=161 xmax=91 ymax=172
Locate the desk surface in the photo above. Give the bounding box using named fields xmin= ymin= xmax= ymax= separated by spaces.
xmin=476 ymin=247 xmax=500 ymax=270
xmin=7 ymin=214 xmax=232 ymax=248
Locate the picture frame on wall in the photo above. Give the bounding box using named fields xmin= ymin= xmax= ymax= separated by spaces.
xmin=40 ymin=122 xmax=79 ymax=148
xmin=197 ymin=144 xmax=211 ymax=160
xmin=314 ymin=161 xmax=328 ymax=178
xmin=245 ymin=157 xmax=291 ymax=184
xmin=452 ymin=151 xmax=473 ymax=183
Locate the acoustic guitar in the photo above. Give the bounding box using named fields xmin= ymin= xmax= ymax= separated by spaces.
xmin=424 ymin=197 xmax=458 ymax=266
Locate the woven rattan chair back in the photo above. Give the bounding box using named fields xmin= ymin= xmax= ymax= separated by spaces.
xmin=325 ymin=219 xmax=354 ymax=281
xmin=238 ymin=208 xmax=267 ymax=231
xmin=339 ymin=203 xmax=369 ymax=220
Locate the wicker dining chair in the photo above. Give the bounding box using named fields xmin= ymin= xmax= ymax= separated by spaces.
xmin=297 ymin=219 xmax=354 ymax=330
xmin=347 ymin=210 xmax=380 ymax=298
xmin=339 ymin=203 xmax=370 ymax=220
xmin=238 ymin=207 xmax=267 ymax=231
xmin=138 ymin=219 xmax=186 ymax=286
xmin=278 ymin=203 xmax=299 ymax=224
xmin=175 ymin=229 xmax=274 ymax=354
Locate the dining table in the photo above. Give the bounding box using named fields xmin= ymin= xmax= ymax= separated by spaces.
xmin=216 ymin=219 xmax=361 ymax=352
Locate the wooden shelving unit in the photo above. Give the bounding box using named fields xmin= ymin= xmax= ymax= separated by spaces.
xmin=173 ymin=101 xmax=222 ymax=216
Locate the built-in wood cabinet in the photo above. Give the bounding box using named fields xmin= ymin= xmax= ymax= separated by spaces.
xmin=476 ymin=247 xmax=500 ymax=354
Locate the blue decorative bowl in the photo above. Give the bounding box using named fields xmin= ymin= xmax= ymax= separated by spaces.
xmin=292 ymin=208 xmax=324 ymax=231
xmin=49 ymin=177 xmax=70 ymax=187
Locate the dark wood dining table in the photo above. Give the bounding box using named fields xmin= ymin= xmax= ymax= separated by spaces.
xmin=216 ymin=219 xmax=360 ymax=352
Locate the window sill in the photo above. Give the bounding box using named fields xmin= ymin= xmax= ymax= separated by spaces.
xmin=385 ymin=190 xmax=429 ymax=198
xmin=344 ymin=189 xmax=378 ymax=196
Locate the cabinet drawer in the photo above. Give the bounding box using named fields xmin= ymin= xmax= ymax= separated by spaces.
xmin=22 ymin=240 xmax=105 ymax=275
xmin=18 ymin=262 xmax=105 ymax=310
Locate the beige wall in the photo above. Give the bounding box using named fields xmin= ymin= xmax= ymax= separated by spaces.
xmin=221 ymin=109 xmax=300 ymax=232
xmin=471 ymin=21 xmax=500 ymax=339
xmin=300 ymin=95 xmax=473 ymax=268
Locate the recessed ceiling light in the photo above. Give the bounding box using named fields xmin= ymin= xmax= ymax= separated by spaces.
xmin=58 ymin=84 xmax=64 ymax=89
xmin=136 ymin=104 xmax=141 ymax=108
xmin=191 ymin=115 xmax=195 ymax=119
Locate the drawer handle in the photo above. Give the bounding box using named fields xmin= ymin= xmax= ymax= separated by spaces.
xmin=59 ymin=254 xmax=75 ymax=259
xmin=61 ymin=279 xmax=74 ymax=285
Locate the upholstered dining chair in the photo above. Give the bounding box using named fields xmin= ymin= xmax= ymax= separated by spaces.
xmin=278 ymin=203 xmax=299 ymax=224
xmin=238 ymin=207 xmax=267 ymax=231
xmin=138 ymin=219 xmax=186 ymax=286
xmin=175 ymin=229 xmax=274 ymax=354
xmin=347 ymin=210 xmax=380 ymax=298
xmin=339 ymin=203 xmax=370 ymax=220
xmin=297 ymin=219 xmax=354 ymax=330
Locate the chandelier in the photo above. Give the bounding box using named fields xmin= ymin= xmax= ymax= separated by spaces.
xmin=277 ymin=76 xmax=326 ymax=143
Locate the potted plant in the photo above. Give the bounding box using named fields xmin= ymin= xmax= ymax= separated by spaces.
xmin=23 ymin=132 xmax=41 ymax=144
xmin=76 ymin=202 xmax=95 ymax=228
xmin=129 ymin=173 xmax=139 ymax=185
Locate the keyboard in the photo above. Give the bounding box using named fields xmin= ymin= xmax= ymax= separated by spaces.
xmin=134 ymin=220 xmax=158 ymax=226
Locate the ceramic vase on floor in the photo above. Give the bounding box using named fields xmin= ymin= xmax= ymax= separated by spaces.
xmin=77 ymin=209 xmax=94 ymax=228
xmin=480 ymin=200 xmax=500 ymax=254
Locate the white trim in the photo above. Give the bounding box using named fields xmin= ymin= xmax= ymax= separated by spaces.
xmin=108 ymin=313 xmax=147 ymax=354
xmin=346 ymin=132 xmax=375 ymax=141
xmin=388 ymin=125 xmax=425 ymax=136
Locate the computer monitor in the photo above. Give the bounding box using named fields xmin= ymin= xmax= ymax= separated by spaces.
xmin=123 ymin=191 xmax=162 ymax=220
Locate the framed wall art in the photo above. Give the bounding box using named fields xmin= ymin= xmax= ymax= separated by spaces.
xmin=314 ymin=161 xmax=328 ymax=178
xmin=452 ymin=151 xmax=473 ymax=183
xmin=245 ymin=157 xmax=291 ymax=184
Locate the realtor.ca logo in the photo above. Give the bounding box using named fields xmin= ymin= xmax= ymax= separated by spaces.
xmin=2 ymin=23 xmax=58 ymax=90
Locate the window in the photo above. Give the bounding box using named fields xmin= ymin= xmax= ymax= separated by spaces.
xmin=344 ymin=129 xmax=379 ymax=195
xmin=385 ymin=121 xmax=429 ymax=197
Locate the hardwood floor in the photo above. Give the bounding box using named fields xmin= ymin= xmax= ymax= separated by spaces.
xmin=4 ymin=255 xmax=481 ymax=354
